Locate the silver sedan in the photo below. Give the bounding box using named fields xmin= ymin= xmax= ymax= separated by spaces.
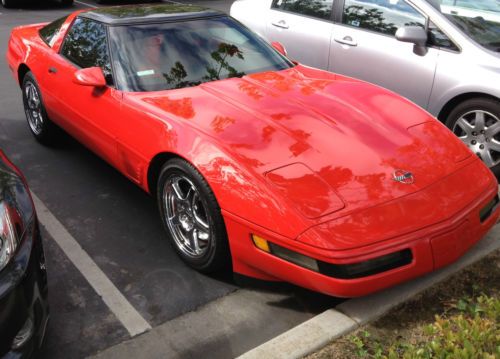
xmin=231 ymin=0 xmax=500 ymax=176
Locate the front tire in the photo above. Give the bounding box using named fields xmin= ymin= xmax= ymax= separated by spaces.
xmin=446 ymin=97 xmax=500 ymax=178
xmin=22 ymin=72 xmax=58 ymax=145
xmin=157 ymin=158 xmax=231 ymax=273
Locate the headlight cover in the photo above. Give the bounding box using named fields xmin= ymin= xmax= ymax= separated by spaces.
xmin=265 ymin=163 xmax=345 ymax=219
xmin=0 ymin=201 xmax=18 ymax=272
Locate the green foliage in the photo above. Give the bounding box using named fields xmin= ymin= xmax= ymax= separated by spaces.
xmin=348 ymin=294 xmax=500 ymax=358
xmin=349 ymin=331 xmax=371 ymax=357
xmin=203 ymin=43 xmax=245 ymax=81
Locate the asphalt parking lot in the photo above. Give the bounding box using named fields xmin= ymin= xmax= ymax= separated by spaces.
xmin=0 ymin=1 xmax=342 ymax=357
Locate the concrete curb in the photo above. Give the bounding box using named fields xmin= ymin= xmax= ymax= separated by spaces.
xmin=238 ymin=310 xmax=357 ymax=359
xmin=238 ymin=224 xmax=500 ymax=359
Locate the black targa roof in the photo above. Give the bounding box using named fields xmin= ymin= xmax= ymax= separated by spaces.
xmin=79 ymin=3 xmax=224 ymax=25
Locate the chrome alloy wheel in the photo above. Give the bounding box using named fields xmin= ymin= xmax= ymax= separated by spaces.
xmin=163 ymin=174 xmax=212 ymax=258
xmin=24 ymin=81 xmax=44 ymax=135
xmin=453 ymin=110 xmax=500 ymax=168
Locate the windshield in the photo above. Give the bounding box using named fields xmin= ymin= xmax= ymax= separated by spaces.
xmin=108 ymin=16 xmax=293 ymax=92
xmin=435 ymin=0 xmax=500 ymax=52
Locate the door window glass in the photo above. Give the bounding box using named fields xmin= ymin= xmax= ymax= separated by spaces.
xmin=61 ymin=17 xmax=113 ymax=84
xmin=271 ymin=0 xmax=334 ymax=20
xmin=440 ymin=0 xmax=499 ymax=13
xmin=342 ymin=0 xmax=426 ymax=36
xmin=428 ymin=21 xmax=459 ymax=51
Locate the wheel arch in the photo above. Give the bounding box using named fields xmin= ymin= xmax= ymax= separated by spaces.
xmin=147 ymin=151 xmax=186 ymax=195
xmin=17 ymin=63 xmax=31 ymax=88
xmin=437 ymin=92 xmax=500 ymax=122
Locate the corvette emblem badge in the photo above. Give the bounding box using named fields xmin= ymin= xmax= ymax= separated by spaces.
xmin=392 ymin=170 xmax=414 ymax=184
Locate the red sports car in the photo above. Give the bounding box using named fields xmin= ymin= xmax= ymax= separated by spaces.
xmin=6 ymin=4 xmax=499 ymax=297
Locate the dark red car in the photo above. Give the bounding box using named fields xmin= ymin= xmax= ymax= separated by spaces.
xmin=6 ymin=4 xmax=500 ymax=297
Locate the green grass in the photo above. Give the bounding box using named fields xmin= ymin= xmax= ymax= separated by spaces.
xmin=348 ymin=294 xmax=500 ymax=359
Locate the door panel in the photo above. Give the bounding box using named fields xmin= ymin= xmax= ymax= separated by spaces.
xmin=266 ymin=0 xmax=334 ymax=69
xmin=40 ymin=53 xmax=82 ymax=131
xmin=39 ymin=16 xmax=120 ymax=168
xmin=330 ymin=0 xmax=438 ymax=110
xmin=42 ymin=54 xmax=121 ymax=168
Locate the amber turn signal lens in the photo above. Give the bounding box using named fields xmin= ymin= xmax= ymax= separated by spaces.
xmin=251 ymin=234 xmax=319 ymax=272
xmin=251 ymin=234 xmax=270 ymax=253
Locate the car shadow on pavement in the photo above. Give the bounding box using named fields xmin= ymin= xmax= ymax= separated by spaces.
xmin=235 ymin=274 xmax=345 ymax=312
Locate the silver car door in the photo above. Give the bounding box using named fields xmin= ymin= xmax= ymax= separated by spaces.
xmin=329 ymin=0 xmax=439 ymax=110
xmin=266 ymin=0 xmax=335 ymax=70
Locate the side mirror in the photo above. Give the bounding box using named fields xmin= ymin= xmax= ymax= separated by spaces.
xmin=395 ymin=26 xmax=428 ymax=56
xmin=271 ymin=41 xmax=288 ymax=57
xmin=73 ymin=67 xmax=107 ymax=87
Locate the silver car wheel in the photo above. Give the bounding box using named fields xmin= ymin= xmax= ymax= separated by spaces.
xmin=453 ymin=110 xmax=500 ymax=168
xmin=24 ymin=81 xmax=44 ymax=136
xmin=163 ymin=174 xmax=211 ymax=258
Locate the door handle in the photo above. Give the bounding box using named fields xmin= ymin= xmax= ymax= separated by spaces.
xmin=334 ymin=36 xmax=358 ymax=47
xmin=48 ymin=67 xmax=58 ymax=74
xmin=271 ymin=20 xmax=289 ymax=29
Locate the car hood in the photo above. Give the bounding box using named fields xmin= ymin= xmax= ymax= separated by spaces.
xmin=129 ymin=66 xmax=472 ymax=227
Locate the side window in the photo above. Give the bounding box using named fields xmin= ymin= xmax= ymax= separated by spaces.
xmin=271 ymin=0 xmax=334 ymax=20
xmin=441 ymin=0 xmax=498 ymax=12
xmin=428 ymin=21 xmax=459 ymax=51
xmin=39 ymin=15 xmax=69 ymax=47
xmin=61 ymin=18 xmax=113 ymax=84
xmin=342 ymin=0 xmax=426 ymax=36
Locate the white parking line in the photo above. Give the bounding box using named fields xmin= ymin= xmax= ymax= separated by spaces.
xmin=31 ymin=192 xmax=152 ymax=337
xmin=75 ymin=0 xmax=96 ymax=7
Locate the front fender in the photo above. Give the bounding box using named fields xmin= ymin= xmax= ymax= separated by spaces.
xmin=145 ymin=137 xmax=310 ymax=239
xmin=428 ymin=55 xmax=500 ymax=117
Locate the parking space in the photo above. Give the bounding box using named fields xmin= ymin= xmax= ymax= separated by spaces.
xmin=40 ymin=231 xmax=128 ymax=358
xmin=0 ymin=1 xmax=342 ymax=357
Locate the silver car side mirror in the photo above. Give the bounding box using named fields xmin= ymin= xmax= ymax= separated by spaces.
xmin=396 ymin=26 xmax=428 ymax=56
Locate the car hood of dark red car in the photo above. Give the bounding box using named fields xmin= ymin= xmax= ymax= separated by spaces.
xmin=128 ymin=66 xmax=473 ymax=227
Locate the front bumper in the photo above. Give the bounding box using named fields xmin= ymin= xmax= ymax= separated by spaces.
xmin=0 ymin=220 xmax=49 ymax=358
xmin=226 ymin=179 xmax=499 ymax=298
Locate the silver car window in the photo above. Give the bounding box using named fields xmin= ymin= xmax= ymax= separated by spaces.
xmin=440 ymin=0 xmax=499 ymax=14
xmin=436 ymin=0 xmax=500 ymax=52
xmin=428 ymin=21 xmax=460 ymax=51
xmin=271 ymin=0 xmax=334 ymax=20
xmin=342 ymin=0 xmax=426 ymax=36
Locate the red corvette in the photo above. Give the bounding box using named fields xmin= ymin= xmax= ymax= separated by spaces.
xmin=6 ymin=4 xmax=499 ymax=297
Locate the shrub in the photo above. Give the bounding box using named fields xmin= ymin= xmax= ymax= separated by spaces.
xmin=349 ymin=294 xmax=500 ymax=359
